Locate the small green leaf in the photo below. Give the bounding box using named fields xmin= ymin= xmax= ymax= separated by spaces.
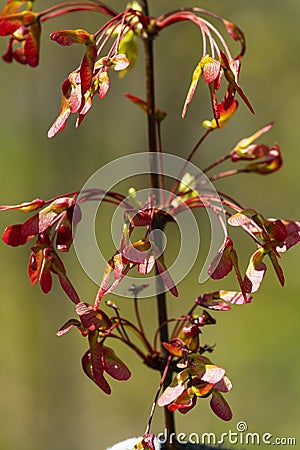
xmin=182 ymin=60 xmax=203 ymax=118
xmin=118 ymin=30 xmax=138 ymax=78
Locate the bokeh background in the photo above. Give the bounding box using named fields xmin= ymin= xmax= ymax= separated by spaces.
xmin=0 ymin=1 xmax=299 ymax=449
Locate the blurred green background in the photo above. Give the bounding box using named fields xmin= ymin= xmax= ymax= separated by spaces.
xmin=0 ymin=1 xmax=299 ymax=449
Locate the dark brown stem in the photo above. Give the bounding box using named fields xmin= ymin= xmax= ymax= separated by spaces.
xmin=140 ymin=0 xmax=149 ymax=17
xmin=209 ymin=168 xmax=243 ymax=181
xmin=203 ymin=153 xmax=230 ymax=174
xmin=142 ymin=2 xmax=176 ymax=447
xmin=143 ymin=40 xmax=160 ymax=192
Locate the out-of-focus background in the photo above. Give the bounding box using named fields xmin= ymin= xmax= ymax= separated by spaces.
xmin=0 ymin=1 xmax=299 ymax=449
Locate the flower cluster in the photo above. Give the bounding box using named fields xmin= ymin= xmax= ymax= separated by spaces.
xmin=94 ymin=208 xmax=178 ymax=309
xmin=158 ymin=354 xmax=232 ymax=420
xmin=1 ymin=195 xmax=80 ymax=302
xmin=156 ymin=8 xmax=253 ymax=124
xmin=57 ymin=302 xmax=131 ymax=394
xmin=45 ymin=2 xmax=150 ymax=136
xmin=47 ymin=50 xmax=130 ymax=137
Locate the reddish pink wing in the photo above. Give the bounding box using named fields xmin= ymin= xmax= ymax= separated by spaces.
xmin=103 ymin=346 xmax=131 ymax=381
xmin=210 ymin=391 xmax=233 ymax=421
xmin=25 ymin=22 xmax=41 ymax=67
